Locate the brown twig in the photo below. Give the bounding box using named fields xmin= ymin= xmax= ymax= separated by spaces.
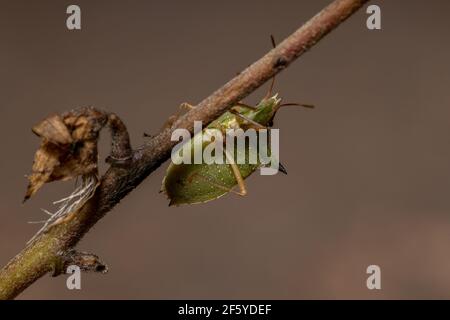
xmin=0 ymin=0 xmax=369 ymax=299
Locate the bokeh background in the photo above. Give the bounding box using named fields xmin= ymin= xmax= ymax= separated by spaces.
xmin=1 ymin=0 xmax=450 ymax=299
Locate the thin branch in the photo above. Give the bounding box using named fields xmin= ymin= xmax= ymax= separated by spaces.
xmin=0 ymin=0 xmax=370 ymax=299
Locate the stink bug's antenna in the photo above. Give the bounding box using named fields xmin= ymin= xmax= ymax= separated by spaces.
xmin=265 ymin=35 xmax=277 ymax=100
xmin=270 ymin=34 xmax=277 ymax=49
xmin=274 ymin=102 xmax=315 ymax=114
xmin=279 ymin=103 xmax=315 ymax=109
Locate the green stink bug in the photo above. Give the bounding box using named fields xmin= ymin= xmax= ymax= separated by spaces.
xmin=161 ymin=37 xmax=313 ymax=206
xmin=161 ymin=84 xmax=313 ymax=206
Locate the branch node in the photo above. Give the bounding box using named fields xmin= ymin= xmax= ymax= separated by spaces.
xmin=273 ymin=56 xmax=288 ymax=69
xmin=53 ymin=250 xmax=108 ymax=277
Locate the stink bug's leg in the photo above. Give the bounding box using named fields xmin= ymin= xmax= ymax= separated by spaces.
xmin=179 ymin=102 xmax=196 ymax=110
xmin=223 ymin=148 xmax=247 ymax=196
xmin=229 ymin=108 xmax=267 ymax=130
xmin=160 ymin=102 xmax=196 ymax=131
xmin=234 ymin=102 xmax=258 ymax=111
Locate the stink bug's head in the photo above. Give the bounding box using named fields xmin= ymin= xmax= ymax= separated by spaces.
xmin=251 ymin=93 xmax=314 ymax=128
xmin=250 ymin=94 xmax=282 ymax=127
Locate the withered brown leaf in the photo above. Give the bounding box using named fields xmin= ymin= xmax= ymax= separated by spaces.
xmin=32 ymin=114 xmax=73 ymax=145
xmin=24 ymin=107 xmax=107 ymax=202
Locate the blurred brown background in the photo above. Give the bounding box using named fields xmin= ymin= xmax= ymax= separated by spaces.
xmin=1 ymin=0 xmax=450 ymax=299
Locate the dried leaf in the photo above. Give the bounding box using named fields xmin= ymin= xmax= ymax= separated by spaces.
xmin=24 ymin=107 xmax=107 ymax=202
xmin=31 ymin=114 xmax=73 ymax=145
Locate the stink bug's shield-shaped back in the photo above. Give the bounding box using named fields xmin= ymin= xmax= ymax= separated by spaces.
xmin=162 ymin=96 xmax=282 ymax=206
